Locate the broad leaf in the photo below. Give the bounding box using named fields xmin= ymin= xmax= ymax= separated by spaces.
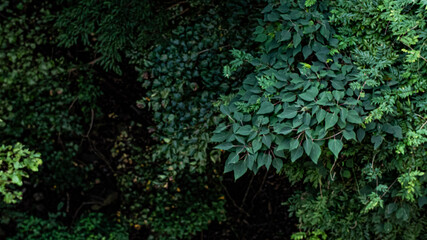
xmin=257 ymin=101 xmax=275 ymax=114
xmin=236 ymin=125 xmax=252 ymax=136
xmin=291 ymin=146 xmax=303 ymax=162
xmin=309 ymin=142 xmax=321 ymax=164
xmin=328 ymin=139 xmax=343 ymax=158
xmin=325 ymin=112 xmax=338 ymax=130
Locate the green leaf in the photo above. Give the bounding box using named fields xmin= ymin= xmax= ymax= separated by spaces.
xmin=262 ymin=134 xmax=272 ymax=148
xmin=281 ymin=92 xmax=296 ymax=102
xmin=215 ymin=142 xmax=234 ymax=151
xmin=320 ymin=24 xmax=330 ymax=40
xmin=272 ymin=158 xmax=283 ymax=172
xmin=293 ymin=33 xmax=302 ymax=47
xmin=309 ymin=142 xmax=321 ymax=164
xmin=371 ymin=135 xmax=383 ymax=150
xmin=328 ymin=139 xmax=343 ymax=158
xmin=255 ymin=34 xmax=267 ymax=42
xmin=226 ymin=152 xmax=239 ymax=165
xmin=347 ymin=110 xmax=362 ymax=124
xmin=357 ymin=128 xmax=365 ymax=142
xmin=302 ymin=45 xmax=312 ymax=59
xmin=316 ymin=109 xmax=327 ymax=123
xmin=233 ymin=160 xmax=247 ymax=180
xmin=278 ymin=107 xmax=298 ymax=119
xmin=257 ymin=101 xmax=275 ymax=114
xmin=384 ymin=222 xmax=392 ymax=234
xmin=342 ymin=170 xmax=351 ymax=178
xmin=325 ymin=112 xmax=338 ymax=130
xmin=343 ymin=130 xmax=356 ymax=141
xmin=418 ymin=196 xmax=427 ymax=208
xmin=386 ymin=203 xmax=397 ymax=215
xmin=291 ymin=146 xmax=303 ymax=162
xmin=265 ymin=154 xmax=272 ymax=169
xmin=303 ymin=139 xmax=313 ymax=155
xmin=392 ymin=126 xmax=403 ymax=139
xmin=396 ymin=207 xmax=409 ymax=221
xmin=299 ymin=86 xmax=319 ymax=102
xmin=332 ymin=90 xmax=344 ymax=102
xmin=236 ymin=125 xmax=252 ymax=136
xmin=279 ymin=30 xmax=291 ymax=42
xmin=290 ymin=138 xmax=299 ymax=150
xmin=252 ymin=137 xmax=262 ymax=152
xmin=211 ymin=132 xmax=229 ymax=142
xmin=277 ymin=126 xmax=293 ymax=135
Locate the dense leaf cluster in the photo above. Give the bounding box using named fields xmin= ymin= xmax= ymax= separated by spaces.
xmin=1 ymin=0 xmax=426 ymax=239
xmin=214 ymin=0 xmax=427 ymax=238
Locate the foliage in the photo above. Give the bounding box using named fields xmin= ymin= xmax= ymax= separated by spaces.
xmin=8 ymin=212 xmax=128 ymax=240
xmin=117 ymin=1 xmax=260 ymax=238
xmin=0 ymin=0 xmax=101 ymax=191
xmin=111 ymin=128 xmax=226 ymax=239
xmin=0 ymin=143 xmax=42 ymax=204
xmin=213 ymin=0 xmax=427 ymax=238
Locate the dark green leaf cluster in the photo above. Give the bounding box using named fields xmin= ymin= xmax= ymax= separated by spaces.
xmin=213 ymin=0 xmax=427 ymax=238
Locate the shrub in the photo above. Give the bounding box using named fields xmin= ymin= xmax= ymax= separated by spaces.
xmin=0 ymin=143 xmax=42 ymax=204
xmin=213 ymin=0 xmax=427 ymax=238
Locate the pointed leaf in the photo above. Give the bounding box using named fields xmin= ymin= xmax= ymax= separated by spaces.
xmin=371 ymin=135 xmax=383 ymax=150
xmin=291 ymin=146 xmax=303 ymax=162
xmin=302 ymin=45 xmax=313 ymax=59
xmin=272 ymin=158 xmax=283 ymax=172
xmin=215 ymin=142 xmax=234 ymax=151
xmin=262 ymin=134 xmax=272 ymax=148
xmin=293 ymin=33 xmax=302 ymax=47
xmin=257 ymin=101 xmax=275 ymax=114
xmin=278 ymin=107 xmax=298 ymax=119
xmin=347 ymin=110 xmax=362 ymax=124
xmin=309 ymin=142 xmax=321 ymax=164
xmin=325 ymin=112 xmax=338 ymax=130
xmin=303 ymin=139 xmax=313 ymax=155
xmin=233 ymin=160 xmax=247 ymax=180
xmin=316 ymin=108 xmax=327 ymax=123
xmin=328 ymin=139 xmax=343 ymax=158
xmin=236 ymin=125 xmax=252 ymax=136
xmin=357 ymin=128 xmax=365 ymax=142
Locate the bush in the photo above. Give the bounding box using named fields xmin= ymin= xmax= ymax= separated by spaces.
xmin=213 ymin=0 xmax=427 ymax=238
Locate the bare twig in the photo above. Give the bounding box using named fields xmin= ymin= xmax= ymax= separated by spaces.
xmin=313 ymin=130 xmax=344 ymax=141
xmin=240 ymin=174 xmax=255 ymax=208
xmin=220 ymin=180 xmax=250 ymax=217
